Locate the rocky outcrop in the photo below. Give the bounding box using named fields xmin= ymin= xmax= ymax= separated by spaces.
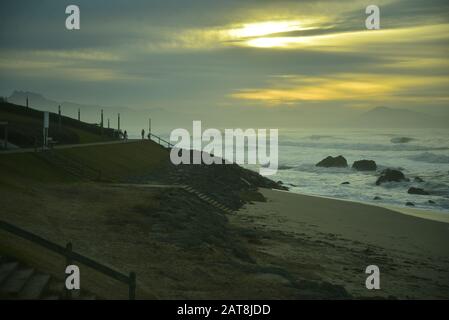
xmin=376 ymin=169 xmax=408 ymax=185
xmin=408 ymin=187 xmax=429 ymax=195
xmin=316 ymin=155 xmax=348 ymax=168
xmin=352 ymin=160 xmax=377 ymax=171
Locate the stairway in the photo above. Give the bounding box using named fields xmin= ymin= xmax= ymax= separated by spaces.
xmin=110 ymin=183 xmax=235 ymax=215
xmin=0 ymin=255 xmax=95 ymax=300
xmin=36 ymin=150 xmax=102 ymax=181
xmin=182 ymin=185 xmax=234 ymax=215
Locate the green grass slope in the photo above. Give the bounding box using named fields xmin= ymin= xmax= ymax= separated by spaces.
xmin=0 ymin=141 xmax=169 ymax=188
xmin=0 ymin=101 xmax=119 ymax=147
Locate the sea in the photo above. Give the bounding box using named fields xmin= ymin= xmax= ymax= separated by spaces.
xmin=269 ymin=128 xmax=449 ymax=213
xmin=139 ymin=127 xmax=449 ymax=213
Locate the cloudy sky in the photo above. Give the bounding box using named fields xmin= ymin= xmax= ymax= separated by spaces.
xmin=0 ymin=0 xmax=448 ymax=127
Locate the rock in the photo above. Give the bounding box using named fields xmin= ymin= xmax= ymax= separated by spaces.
xmin=278 ymin=165 xmax=294 ymax=170
xmin=406 ymin=202 xmax=415 ymax=207
xmin=428 ymin=200 xmax=435 ymax=204
xmin=373 ymin=196 xmax=381 ymax=200
xmin=352 ymin=160 xmax=377 ymax=171
xmin=277 ymin=180 xmax=284 ymax=185
xmin=391 ymin=137 xmax=414 ymax=144
xmin=316 ymin=155 xmax=348 ymax=168
xmin=376 ymin=169 xmax=407 ymax=185
xmin=341 ymin=181 xmax=350 ymax=185
xmin=414 ymin=176 xmax=424 ymax=183
xmin=408 ymin=187 xmax=429 ymax=195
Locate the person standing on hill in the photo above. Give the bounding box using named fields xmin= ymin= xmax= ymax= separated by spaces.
xmin=141 ymin=129 xmax=145 ymax=140
xmin=124 ymin=130 xmax=128 ymax=141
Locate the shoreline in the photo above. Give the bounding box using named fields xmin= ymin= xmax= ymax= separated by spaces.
xmin=275 ymin=188 xmax=449 ymax=224
xmin=232 ymin=187 xmax=449 ymax=298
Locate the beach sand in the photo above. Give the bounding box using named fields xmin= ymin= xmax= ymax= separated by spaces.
xmin=1 ymin=181 xmax=448 ymax=299
xmin=231 ymin=188 xmax=449 ymax=299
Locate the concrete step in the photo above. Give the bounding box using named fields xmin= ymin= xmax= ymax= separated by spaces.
xmin=0 ymin=262 xmax=19 ymax=285
xmin=185 ymin=185 xmax=233 ymax=214
xmin=17 ymin=273 xmax=51 ymax=299
xmin=0 ymin=256 xmax=96 ymax=300
xmin=0 ymin=268 xmax=35 ymax=296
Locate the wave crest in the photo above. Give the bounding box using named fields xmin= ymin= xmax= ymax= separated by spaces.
xmin=409 ymin=152 xmax=449 ymax=164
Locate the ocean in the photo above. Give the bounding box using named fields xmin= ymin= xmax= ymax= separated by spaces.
xmin=268 ymin=128 xmax=449 ymax=213
xmin=146 ymin=127 xmax=449 ymax=213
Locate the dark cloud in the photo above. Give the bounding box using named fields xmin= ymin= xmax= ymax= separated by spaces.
xmin=0 ymin=0 xmax=448 ymax=126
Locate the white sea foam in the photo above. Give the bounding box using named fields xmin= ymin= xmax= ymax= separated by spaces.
xmin=409 ymin=152 xmax=449 ymax=164
xmin=255 ymin=128 xmax=449 ymax=213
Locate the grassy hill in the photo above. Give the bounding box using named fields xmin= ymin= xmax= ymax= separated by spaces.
xmin=0 ymin=141 xmax=169 ymax=189
xmin=0 ymin=108 xmax=293 ymax=299
xmin=0 ymin=101 xmax=119 ymax=148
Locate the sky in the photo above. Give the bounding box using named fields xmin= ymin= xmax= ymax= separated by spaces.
xmin=0 ymin=0 xmax=448 ymax=128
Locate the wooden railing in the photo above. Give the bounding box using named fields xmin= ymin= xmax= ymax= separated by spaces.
xmin=148 ymin=132 xmax=173 ymax=148
xmin=0 ymin=220 xmax=136 ymax=300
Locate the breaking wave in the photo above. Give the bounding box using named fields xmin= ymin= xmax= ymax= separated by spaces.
xmin=409 ymin=152 xmax=449 ymax=164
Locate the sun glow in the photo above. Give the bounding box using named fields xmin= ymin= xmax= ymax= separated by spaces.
xmin=246 ymin=36 xmax=313 ymax=48
xmin=228 ymin=20 xmax=311 ymax=38
xmin=225 ymin=19 xmax=325 ymax=48
xmin=231 ymin=74 xmax=449 ymax=105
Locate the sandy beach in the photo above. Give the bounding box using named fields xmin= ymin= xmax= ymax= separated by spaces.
xmin=231 ymin=188 xmax=449 ymax=299
xmin=1 ymin=141 xmax=448 ymax=299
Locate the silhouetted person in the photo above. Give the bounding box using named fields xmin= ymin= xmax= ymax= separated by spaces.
xmin=141 ymin=129 xmax=145 ymax=140
xmin=124 ymin=130 xmax=128 ymax=141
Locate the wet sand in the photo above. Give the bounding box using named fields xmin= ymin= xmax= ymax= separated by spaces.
xmin=232 ymin=188 xmax=449 ymax=299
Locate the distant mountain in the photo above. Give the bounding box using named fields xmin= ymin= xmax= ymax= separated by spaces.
xmin=350 ymin=106 xmax=448 ymax=128
xmin=6 ymin=90 xmax=188 ymax=133
xmin=9 ymin=91 xmax=49 ymax=108
xmin=7 ymin=90 xmax=135 ymax=125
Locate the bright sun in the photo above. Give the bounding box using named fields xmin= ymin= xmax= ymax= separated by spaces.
xmin=228 ymin=20 xmax=305 ymax=38
xmin=226 ymin=20 xmax=317 ymax=48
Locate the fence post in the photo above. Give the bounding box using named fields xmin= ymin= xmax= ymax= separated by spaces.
xmin=58 ymin=105 xmax=62 ymax=132
xmin=129 ymin=272 xmax=136 ymax=300
xmin=65 ymin=242 xmax=73 ymax=300
xmin=4 ymin=124 xmax=7 ymax=150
